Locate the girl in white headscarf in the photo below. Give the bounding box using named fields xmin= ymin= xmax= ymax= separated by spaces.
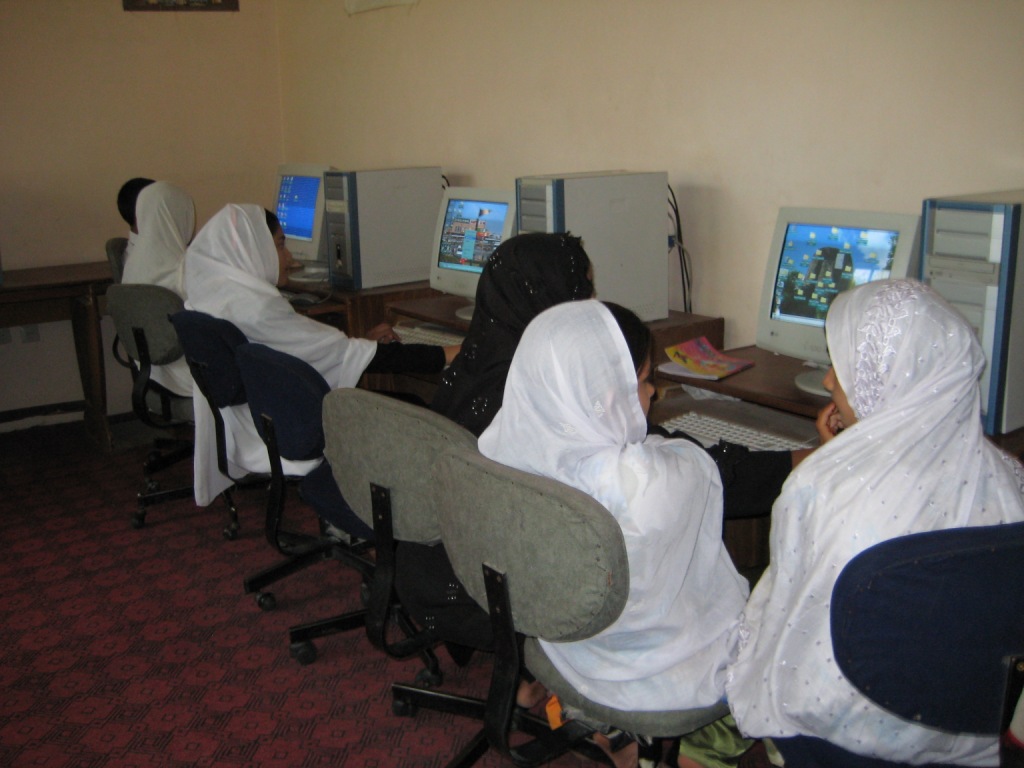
xmin=479 ymin=300 xmax=749 ymax=718
xmin=727 ymin=279 xmax=1024 ymax=766
xmin=123 ymin=180 xmax=194 ymax=296
xmin=122 ymin=180 xmax=196 ymax=396
xmin=184 ymin=203 xmax=457 ymax=506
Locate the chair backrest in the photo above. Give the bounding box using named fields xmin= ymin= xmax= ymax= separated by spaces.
xmin=434 ymin=446 xmax=629 ymax=643
xmin=106 ymin=236 xmax=128 ymax=283
xmin=169 ymin=310 xmax=248 ymax=409
xmin=106 ymin=283 xmax=185 ymax=366
xmin=322 ymin=388 xmax=476 ymax=544
xmin=235 ymin=343 xmax=330 ymax=463
xmin=831 ymin=520 xmax=1024 ymax=735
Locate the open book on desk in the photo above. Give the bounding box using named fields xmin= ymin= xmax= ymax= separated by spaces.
xmin=658 ymin=336 xmax=754 ymax=381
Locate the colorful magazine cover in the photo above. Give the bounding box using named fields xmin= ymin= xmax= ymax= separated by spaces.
xmin=658 ymin=336 xmax=754 ymax=380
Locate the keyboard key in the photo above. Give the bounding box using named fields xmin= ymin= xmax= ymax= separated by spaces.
xmin=659 ymin=411 xmax=814 ymax=451
xmin=394 ymin=324 xmax=465 ymax=347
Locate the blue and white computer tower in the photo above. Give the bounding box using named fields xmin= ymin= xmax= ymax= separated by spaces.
xmin=323 ymin=167 xmax=443 ymax=290
xmin=921 ymin=190 xmax=1023 ymax=435
xmin=516 ymin=171 xmax=669 ymax=321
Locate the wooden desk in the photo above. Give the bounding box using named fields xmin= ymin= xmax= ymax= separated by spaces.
xmin=387 ymin=293 xmax=727 ymax=358
xmin=1 ymin=271 xmax=434 ymax=451
xmin=283 ymin=278 xmax=437 ymax=337
xmin=384 ymin=292 xmax=727 ymax=410
xmin=658 ymin=344 xmax=830 ymax=419
xmin=0 ymin=262 xmax=113 ymax=448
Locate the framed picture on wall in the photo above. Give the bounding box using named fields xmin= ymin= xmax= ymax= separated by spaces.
xmin=123 ymin=0 xmax=239 ymax=10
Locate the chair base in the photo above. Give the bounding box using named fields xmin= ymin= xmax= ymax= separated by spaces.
xmin=242 ymin=537 xmax=336 ymax=610
xmin=133 ymin=484 xmax=194 ymax=529
xmin=385 ymin=564 xmax=607 ymax=768
xmin=391 ymin=682 xmax=606 ymax=768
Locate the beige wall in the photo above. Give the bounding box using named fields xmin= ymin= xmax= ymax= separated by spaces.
xmin=0 ymin=0 xmax=283 ymax=418
xmin=0 ymin=0 xmax=283 ymax=269
xmin=2 ymin=0 xmax=1023 ymax=420
xmin=277 ymin=0 xmax=1024 ymax=346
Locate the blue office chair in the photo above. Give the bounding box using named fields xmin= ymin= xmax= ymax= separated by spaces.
xmin=169 ymin=310 xmax=255 ymax=540
xmin=773 ymin=520 xmax=1024 ymax=768
xmin=106 ymin=284 xmax=194 ymax=529
xmin=234 ymin=342 xmax=374 ymax=620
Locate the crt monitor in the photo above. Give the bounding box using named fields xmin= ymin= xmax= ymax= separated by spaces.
xmin=428 ymin=187 xmax=517 ymax=321
xmin=274 ymin=163 xmax=330 ymax=279
xmin=755 ymin=206 xmax=921 ymax=396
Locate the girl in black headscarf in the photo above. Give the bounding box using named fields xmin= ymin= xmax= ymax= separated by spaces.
xmin=397 ymin=232 xmax=594 ymax=653
xmin=430 ymin=231 xmax=594 ymax=435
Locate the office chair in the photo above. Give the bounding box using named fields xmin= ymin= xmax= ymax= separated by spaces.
xmin=106 ymin=236 xmax=128 ymax=283
xmin=425 ymin=446 xmax=729 ymax=768
xmin=169 ymin=309 xmax=257 ymax=540
xmin=106 ymin=284 xmax=194 ymax=529
xmin=289 ymin=388 xmax=476 ymax=674
xmin=234 ymin=342 xmax=374 ymax=616
xmin=771 ymin=520 xmax=1024 ymax=768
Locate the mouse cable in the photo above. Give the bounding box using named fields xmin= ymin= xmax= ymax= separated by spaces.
xmin=667 ymin=185 xmax=692 ymax=313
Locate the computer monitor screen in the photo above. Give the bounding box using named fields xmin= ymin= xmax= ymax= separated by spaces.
xmin=429 ymin=187 xmax=517 ymax=320
xmin=755 ymin=206 xmax=921 ymax=395
xmin=274 ymin=163 xmax=330 ymax=275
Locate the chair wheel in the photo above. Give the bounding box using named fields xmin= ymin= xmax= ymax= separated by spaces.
xmin=131 ymin=512 xmax=146 ymax=529
xmin=290 ymin=641 xmax=317 ymax=665
xmin=256 ymin=592 xmax=276 ymax=611
xmin=414 ymin=667 xmax=443 ymax=687
xmin=145 ymin=479 xmax=160 ymax=492
xmin=223 ymin=523 xmax=239 ymax=540
xmin=392 ymin=696 xmax=418 ymax=717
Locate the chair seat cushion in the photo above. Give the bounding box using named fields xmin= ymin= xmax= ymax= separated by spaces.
xmin=523 ymin=638 xmax=728 ymax=738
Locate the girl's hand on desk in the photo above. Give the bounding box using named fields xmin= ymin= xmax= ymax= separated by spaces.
xmin=365 ymin=322 xmax=398 ymax=343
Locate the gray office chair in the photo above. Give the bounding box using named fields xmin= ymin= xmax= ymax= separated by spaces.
xmin=291 ymin=388 xmax=477 ymax=674
xmin=106 ymin=283 xmax=194 ymax=529
xmin=425 ymin=446 xmax=729 ymax=768
xmin=106 ymin=237 xmax=128 ymax=283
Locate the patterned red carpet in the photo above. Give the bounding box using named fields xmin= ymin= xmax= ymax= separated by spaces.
xmin=0 ymin=421 xmax=595 ymax=768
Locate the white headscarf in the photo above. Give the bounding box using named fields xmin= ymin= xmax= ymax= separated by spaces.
xmin=122 ymin=181 xmax=194 ymax=297
xmin=727 ymin=279 xmax=1024 ymax=765
xmin=183 ymin=203 xmax=377 ymax=506
xmin=121 ymin=180 xmax=195 ymax=396
xmin=479 ymin=300 xmax=749 ymax=712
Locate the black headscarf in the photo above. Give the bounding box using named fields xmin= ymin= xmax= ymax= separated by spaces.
xmin=430 ymin=232 xmax=593 ymax=436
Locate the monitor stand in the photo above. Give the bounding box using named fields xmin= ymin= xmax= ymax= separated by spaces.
xmin=288 ymin=260 xmax=329 ymax=284
xmin=794 ymin=367 xmax=829 ymax=398
xmin=455 ymin=303 xmax=475 ymax=322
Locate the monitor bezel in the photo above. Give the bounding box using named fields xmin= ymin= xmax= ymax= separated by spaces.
xmin=755 ymin=206 xmax=921 ymax=366
xmin=428 ymin=186 xmax=517 ymax=302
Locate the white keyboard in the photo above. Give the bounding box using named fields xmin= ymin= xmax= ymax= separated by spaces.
xmin=659 ymin=411 xmax=814 ymax=451
xmin=395 ymin=324 xmax=465 ymax=347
